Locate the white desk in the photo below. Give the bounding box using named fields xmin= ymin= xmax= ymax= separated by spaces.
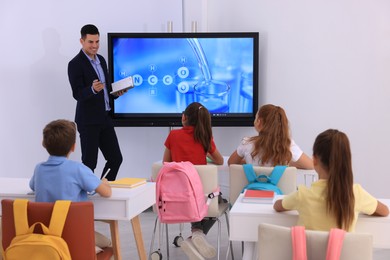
xmin=0 ymin=177 xmax=155 ymax=260
xmin=230 ymin=193 xmax=390 ymax=259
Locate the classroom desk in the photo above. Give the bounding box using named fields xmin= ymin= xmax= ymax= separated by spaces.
xmin=229 ymin=193 xmax=390 ymax=260
xmin=0 ymin=177 xmax=155 ymax=260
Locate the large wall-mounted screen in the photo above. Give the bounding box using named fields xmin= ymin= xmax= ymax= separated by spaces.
xmin=108 ymin=32 xmax=259 ymax=126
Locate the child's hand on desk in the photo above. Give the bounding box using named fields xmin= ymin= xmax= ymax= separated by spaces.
xmin=96 ymin=178 xmax=112 ymax=198
xmin=101 ymin=178 xmax=111 ymax=189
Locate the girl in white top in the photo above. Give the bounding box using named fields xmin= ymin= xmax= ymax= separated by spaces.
xmin=228 ymin=104 xmax=313 ymax=169
xmin=228 ymin=104 xmax=313 ymax=260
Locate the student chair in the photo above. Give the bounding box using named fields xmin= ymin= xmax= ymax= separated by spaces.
xmin=228 ymin=164 xmax=297 ymax=257
xmin=228 ymin=164 xmax=297 ymax=205
xmin=1 ymin=199 xmax=113 ymax=260
xmin=0 ymin=220 xmax=2 ymax=260
xmin=149 ymin=162 xmax=234 ymax=260
xmin=258 ymin=223 xmax=373 ymax=260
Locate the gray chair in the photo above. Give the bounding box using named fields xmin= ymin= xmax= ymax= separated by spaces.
xmin=149 ymin=162 xmax=234 ymax=260
xmin=258 ymin=223 xmax=373 ymax=260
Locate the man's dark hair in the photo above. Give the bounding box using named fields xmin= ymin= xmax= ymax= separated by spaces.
xmin=80 ymin=24 xmax=99 ymax=39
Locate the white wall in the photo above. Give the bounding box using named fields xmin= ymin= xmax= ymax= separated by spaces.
xmin=0 ymin=0 xmax=183 ymax=178
xmin=2 ymin=0 xmax=390 ymax=198
xmin=204 ymin=0 xmax=390 ymax=197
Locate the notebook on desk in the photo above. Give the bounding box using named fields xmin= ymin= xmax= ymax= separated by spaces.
xmin=109 ymin=177 xmax=147 ymax=188
xmin=242 ymin=189 xmax=275 ymax=204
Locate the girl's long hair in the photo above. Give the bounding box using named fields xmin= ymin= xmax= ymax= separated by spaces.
xmin=313 ymin=129 xmax=355 ymax=230
xmin=184 ymin=102 xmax=212 ymax=153
xmin=249 ymin=104 xmax=292 ymax=165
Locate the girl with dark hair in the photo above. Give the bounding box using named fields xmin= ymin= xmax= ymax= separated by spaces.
xmin=163 ymin=102 xmax=223 ymax=165
xmin=274 ymin=129 xmax=389 ymax=231
xmin=163 ymin=102 xmax=223 ymax=260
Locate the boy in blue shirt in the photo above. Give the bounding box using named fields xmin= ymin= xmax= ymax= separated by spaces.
xmin=29 ymin=119 xmax=112 ymax=250
xmin=30 ymin=119 xmax=111 ymax=200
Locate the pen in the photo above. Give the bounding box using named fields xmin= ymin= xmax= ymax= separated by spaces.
xmin=102 ymin=168 xmax=111 ymax=180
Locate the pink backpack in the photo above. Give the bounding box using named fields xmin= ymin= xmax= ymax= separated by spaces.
xmin=291 ymin=226 xmax=346 ymax=260
xmin=155 ymin=161 xmax=208 ymax=224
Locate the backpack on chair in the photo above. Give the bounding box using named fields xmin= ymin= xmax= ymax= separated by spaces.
xmin=156 ymin=161 xmax=208 ymax=224
xmin=242 ymin=164 xmax=287 ymax=195
xmin=291 ymin=226 xmax=346 ymax=260
xmin=4 ymin=199 xmax=72 ymax=260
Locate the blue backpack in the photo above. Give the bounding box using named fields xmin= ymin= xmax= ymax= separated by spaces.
xmin=242 ymin=164 xmax=287 ymax=195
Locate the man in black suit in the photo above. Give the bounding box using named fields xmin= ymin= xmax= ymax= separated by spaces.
xmin=68 ymin=24 xmax=126 ymax=180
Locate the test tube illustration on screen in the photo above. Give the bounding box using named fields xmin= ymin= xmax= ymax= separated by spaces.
xmin=186 ymin=38 xmax=230 ymax=113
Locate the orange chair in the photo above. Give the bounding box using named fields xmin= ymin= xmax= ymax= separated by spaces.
xmin=1 ymin=199 xmax=113 ymax=260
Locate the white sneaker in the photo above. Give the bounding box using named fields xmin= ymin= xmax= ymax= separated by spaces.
xmin=181 ymin=238 xmax=205 ymax=260
xmin=191 ymin=231 xmax=216 ymax=259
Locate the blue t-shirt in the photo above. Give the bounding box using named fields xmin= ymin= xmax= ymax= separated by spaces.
xmin=29 ymin=156 xmax=101 ymax=202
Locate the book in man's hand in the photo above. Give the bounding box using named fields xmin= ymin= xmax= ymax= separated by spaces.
xmin=110 ymin=76 xmax=134 ymax=95
xmin=242 ymin=189 xmax=275 ymax=204
xmin=109 ymin=177 xmax=147 ymax=188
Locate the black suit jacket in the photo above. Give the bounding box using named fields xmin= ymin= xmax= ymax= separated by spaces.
xmin=68 ymin=50 xmax=115 ymax=126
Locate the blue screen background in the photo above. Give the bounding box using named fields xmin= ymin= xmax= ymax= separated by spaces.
xmin=112 ymin=37 xmax=255 ymax=114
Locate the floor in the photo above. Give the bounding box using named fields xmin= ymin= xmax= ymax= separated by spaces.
xmin=95 ymin=208 xmax=241 ymax=260
xmin=95 ymin=208 xmax=390 ymax=260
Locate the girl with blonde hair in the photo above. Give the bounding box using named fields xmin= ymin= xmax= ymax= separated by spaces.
xmin=228 ymin=104 xmax=312 ymax=168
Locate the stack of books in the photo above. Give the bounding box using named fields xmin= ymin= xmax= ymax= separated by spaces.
xmin=109 ymin=177 xmax=147 ymax=188
xmin=242 ymin=189 xmax=275 ymax=204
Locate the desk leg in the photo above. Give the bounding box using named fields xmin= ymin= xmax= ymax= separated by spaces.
xmin=242 ymin=241 xmax=257 ymax=260
xmin=131 ymin=215 xmax=147 ymax=260
xmin=108 ymin=220 xmax=122 ymax=260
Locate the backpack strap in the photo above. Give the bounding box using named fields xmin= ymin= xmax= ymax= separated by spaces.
xmin=206 ymin=187 xmax=221 ymax=206
xmin=48 ymin=200 xmax=71 ymax=237
xmin=326 ymin=228 xmax=346 ymax=260
xmin=291 ymin=226 xmax=307 ymax=260
xmin=243 ymin=164 xmax=257 ymax=183
xmin=291 ymin=226 xmax=346 ymax=260
xmin=13 ymin=199 xmax=71 ymax=237
xmin=13 ymin=199 xmax=30 ymax=236
xmin=268 ymin=165 xmax=287 ymax=185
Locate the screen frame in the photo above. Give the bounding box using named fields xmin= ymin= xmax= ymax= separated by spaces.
xmin=107 ymin=32 xmax=259 ymax=127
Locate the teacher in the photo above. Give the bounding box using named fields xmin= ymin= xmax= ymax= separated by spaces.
xmin=68 ymin=24 xmax=125 ymax=180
